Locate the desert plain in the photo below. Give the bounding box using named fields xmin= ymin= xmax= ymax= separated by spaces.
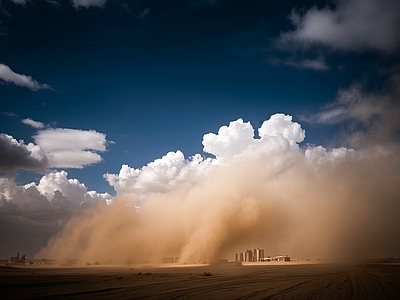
xmin=2 ymin=260 xmax=400 ymax=299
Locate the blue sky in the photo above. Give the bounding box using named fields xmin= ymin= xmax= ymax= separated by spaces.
xmin=1 ymin=0 xmax=400 ymax=260
xmin=1 ymin=0 xmax=387 ymax=193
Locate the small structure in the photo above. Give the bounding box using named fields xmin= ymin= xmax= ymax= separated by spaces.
xmin=161 ymin=257 xmax=179 ymax=263
xmin=10 ymin=252 xmax=26 ymax=265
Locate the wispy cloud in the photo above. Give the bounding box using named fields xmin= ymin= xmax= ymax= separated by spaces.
xmin=0 ymin=63 xmax=51 ymax=91
xmin=270 ymin=57 xmax=329 ymax=71
xmin=22 ymin=118 xmax=45 ymax=129
xmin=300 ymin=72 xmax=400 ymax=147
xmin=286 ymin=59 xmax=329 ymax=71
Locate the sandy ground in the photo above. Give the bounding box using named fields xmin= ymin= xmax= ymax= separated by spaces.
xmin=2 ymin=261 xmax=400 ymax=299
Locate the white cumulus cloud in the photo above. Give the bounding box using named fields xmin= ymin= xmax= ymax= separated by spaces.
xmin=258 ymin=114 xmax=305 ymax=143
xmin=104 ymin=151 xmax=212 ymax=197
xmin=30 ymin=170 xmax=111 ymax=205
xmin=202 ymin=118 xmax=254 ymax=160
xmin=106 ymin=114 xmax=305 ymax=197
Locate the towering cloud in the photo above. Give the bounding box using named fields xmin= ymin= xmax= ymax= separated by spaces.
xmin=38 ymin=113 xmax=400 ymax=264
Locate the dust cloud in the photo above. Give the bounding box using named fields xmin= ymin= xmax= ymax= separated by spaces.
xmin=37 ymin=137 xmax=400 ymax=264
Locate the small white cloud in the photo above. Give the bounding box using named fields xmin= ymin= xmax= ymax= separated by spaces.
xmin=278 ymin=0 xmax=400 ymax=52
xmin=22 ymin=118 xmax=45 ymax=129
xmin=34 ymin=128 xmax=108 ymax=169
xmin=71 ymin=0 xmax=106 ymax=9
xmin=0 ymin=63 xmax=51 ymax=91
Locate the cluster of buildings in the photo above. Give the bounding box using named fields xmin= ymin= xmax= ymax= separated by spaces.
xmin=9 ymin=252 xmax=26 ymax=265
xmin=234 ymin=248 xmax=290 ymax=262
xmin=235 ymin=248 xmax=265 ymax=262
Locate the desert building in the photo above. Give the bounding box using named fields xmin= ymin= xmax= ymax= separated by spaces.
xmin=235 ymin=248 xmax=265 ymax=262
xmin=9 ymin=252 xmax=26 ymax=265
xmin=253 ymin=248 xmax=265 ymax=262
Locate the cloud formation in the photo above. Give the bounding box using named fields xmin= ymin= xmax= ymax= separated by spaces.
xmin=0 ymin=125 xmax=109 ymax=174
xmin=34 ymin=128 xmax=108 ymax=168
xmin=0 ymin=63 xmax=51 ymax=90
xmin=0 ymin=133 xmax=48 ymax=175
xmin=104 ymin=151 xmax=212 ymax=198
xmin=105 ymin=114 xmax=305 ymax=197
xmin=278 ymin=0 xmax=400 ymax=52
xmin=37 ymin=113 xmax=400 ymax=264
